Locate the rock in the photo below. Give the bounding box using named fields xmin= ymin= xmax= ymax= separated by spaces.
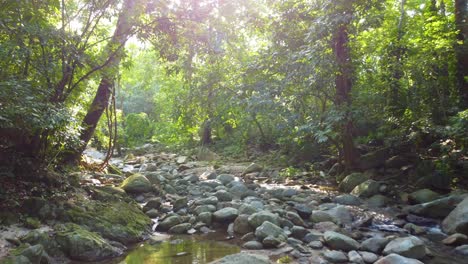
xmin=360 ymin=237 xmax=389 ymax=254
xmin=243 ymin=241 xmax=264 ymax=249
xmin=335 ymin=194 xmax=362 ymax=206
xmin=144 ymin=197 xmax=162 ymax=211
xmin=309 ymin=241 xmax=324 ymax=249
xmin=64 ymin=200 xmax=151 ymax=244
xmin=454 ymin=244 xmax=468 ymax=255
xmin=239 ymin=204 xmax=258 ymax=215
xmin=176 ymin=156 xmax=188 ymax=164
xmin=10 ymin=244 xmax=45 ymax=264
xmin=358 ymin=251 xmax=379 ymax=263
xmin=210 ymin=253 xmax=270 ymax=264
xmin=243 ymin=163 xmax=263 ymax=175
xmin=157 ymin=215 xmax=182 ymax=231
xmin=303 ymin=230 xmax=324 ymax=243
xmin=201 ymin=170 xmax=217 ymax=180
xmin=367 ymin=194 xmax=388 ymax=208
xmin=197 ymin=212 xmax=212 ymax=225
xmin=442 ymin=233 xmax=468 ymax=246
xmin=213 ymin=208 xmax=239 ymax=223
xmin=285 ymin=211 xmax=305 ymax=227
xmin=338 ymin=173 xmax=369 ymax=193
xmin=407 ymin=195 xmax=465 ymax=219
xmin=173 ymin=197 xmax=188 ymax=211
xmin=194 ymin=205 xmax=217 ymax=215
xmin=55 ymin=223 xmax=122 ymax=261
xmin=146 ymin=209 xmax=159 ymax=218
xmin=233 ymin=215 xmax=254 ymax=235
xmin=324 ymin=231 xmax=360 ymax=251
xmin=311 ymin=210 xmax=333 ymax=223
xmin=314 ymin=221 xmax=340 ymax=233
xmin=168 ymin=223 xmax=191 ymax=234
xmin=282 ymin=188 xmax=298 ymax=198
xmin=322 ymin=250 xmax=348 ymax=263
xmin=348 ymin=250 xmax=364 ymax=264
xmin=214 ymin=190 xmax=233 ymax=202
xmin=359 ymin=148 xmax=390 ymax=170
xmin=408 ymin=189 xmax=440 ymax=204
xmin=120 ymin=174 xmax=152 ymax=193
xmin=326 ymin=205 xmax=353 ymax=225
xmin=229 ymin=183 xmax=252 ymax=198
xmin=291 ymin=226 xmax=309 ymax=240
xmin=351 ymin=180 xmax=380 ymax=198
xmin=442 ymin=196 xmax=468 ymax=235
xmin=255 ymin=221 xmax=286 ymax=241
xmin=248 ymin=211 xmax=280 ymax=228
xmin=382 ymin=236 xmax=426 ymax=259
xmin=293 ymin=204 xmax=313 ymax=219
xmin=262 ymin=236 xmax=284 ymax=248
xmin=195 ymin=196 xmax=219 ymax=206
xmin=217 ymin=174 xmax=236 ymax=185
xmin=403 ymin=223 xmax=426 ymax=235
xmin=374 ymin=253 xmax=424 ymax=264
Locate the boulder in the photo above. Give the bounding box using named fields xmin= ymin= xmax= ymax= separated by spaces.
xmin=442 ymin=196 xmax=468 ymax=235
xmin=255 ymin=221 xmax=286 ymax=241
xmin=407 ymin=195 xmax=465 ymax=219
xmin=168 ymin=223 xmax=191 ymax=234
xmin=217 ymin=174 xmax=235 ymax=185
xmin=242 ymin=241 xmax=264 ymax=250
xmin=120 ymin=174 xmax=152 ymax=193
xmin=243 ymin=163 xmax=263 ymax=175
xmin=374 ymin=253 xmax=423 ymax=264
xmin=248 ymin=211 xmax=280 ymax=228
xmin=210 ymin=253 xmax=270 ymax=264
xmin=324 ymin=231 xmax=360 ymax=251
xmin=233 ymin=215 xmax=254 ymax=235
xmin=339 ymin=173 xmax=369 ymax=193
xmin=214 ymin=190 xmax=233 ymax=202
xmin=367 ymin=194 xmax=388 ymax=208
xmin=408 ymin=189 xmax=440 ymax=204
xmin=382 ymin=236 xmax=426 ymax=259
xmin=323 ymin=250 xmax=348 ymax=263
xmin=55 ymin=223 xmax=123 ymax=261
xmin=213 ymin=208 xmax=239 ymax=223
xmin=335 ymin=194 xmax=362 ymax=206
xmin=157 ymin=215 xmax=182 ymax=231
xmin=351 ymin=180 xmax=381 ymax=198
xmin=360 ymin=237 xmax=389 ymax=254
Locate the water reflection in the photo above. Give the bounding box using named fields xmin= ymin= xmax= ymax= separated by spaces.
xmin=121 ymin=237 xmax=240 ymax=264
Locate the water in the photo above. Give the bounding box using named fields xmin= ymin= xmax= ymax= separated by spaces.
xmin=108 ymin=236 xmax=240 ymax=264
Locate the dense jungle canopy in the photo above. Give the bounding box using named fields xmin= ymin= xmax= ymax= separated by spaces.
xmin=0 ymin=0 xmax=466 ymax=177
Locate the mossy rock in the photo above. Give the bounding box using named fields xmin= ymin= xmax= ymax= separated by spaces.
xmin=24 ymin=217 xmax=41 ymax=229
xmin=20 ymin=229 xmax=62 ymax=257
xmin=89 ymin=186 xmax=129 ymax=202
xmin=10 ymin=243 xmax=45 ymax=264
xmin=120 ymin=173 xmax=152 ymax=193
xmin=338 ymin=173 xmax=369 ymax=193
xmin=55 ymin=223 xmax=123 ymax=261
xmin=63 ymin=200 xmax=151 ymax=244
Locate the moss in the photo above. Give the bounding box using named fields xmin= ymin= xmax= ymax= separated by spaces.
xmin=64 ymin=200 xmax=151 ymax=244
xmin=24 ymin=217 xmax=41 ymax=229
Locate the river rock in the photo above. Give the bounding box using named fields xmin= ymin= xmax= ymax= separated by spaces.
xmin=408 ymin=189 xmax=440 ymax=204
xmin=338 ymin=173 xmax=369 ymax=193
xmin=55 ymin=223 xmax=123 ymax=261
xmin=351 ymin=180 xmax=380 ymax=198
xmin=217 ymin=174 xmax=235 ymax=185
xmin=239 ymin=204 xmax=259 ymax=215
xmin=455 ymin=244 xmax=468 ymax=255
xmin=367 ymin=194 xmax=388 ymax=208
xmin=248 ymin=211 xmax=280 ymax=228
xmin=213 ymin=207 xmax=239 ymax=223
xmin=360 ymin=237 xmax=389 ymax=254
xmin=326 ymin=205 xmax=353 ymax=225
xmin=291 ymin=226 xmax=309 ymax=240
xmin=157 ymin=215 xmax=182 ymax=231
xmin=229 ymin=183 xmax=251 ymax=198
xmin=121 ymin=174 xmax=152 ymax=193
xmin=374 ymin=253 xmax=424 ymax=264
xmin=195 ymin=196 xmax=219 ymax=206
xmin=311 ymin=210 xmax=333 ymax=223
xmin=255 ymin=221 xmax=286 ymax=241
xmin=442 ymin=196 xmax=468 ymax=235
xmin=442 ymin=233 xmax=468 ymax=246
xmin=168 ymin=223 xmax=191 ymax=234
xmin=293 ymin=204 xmax=313 ymax=219
xmin=242 ymin=241 xmax=264 ymax=250
xmin=233 ymin=215 xmax=254 ymax=234
xmin=335 ymin=194 xmax=362 ymax=206
xmin=407 ymin=195 xmax=465 ymax=219
xmin=324 ymin=231 xmax=360 ymax=251
xmin=210 ymin=253 xmax=270 ymax=264
xmin=348 ymin=250 xmax=364 ymax=264
xmin=382 ymin=236 xmax=426 ymax=259
xmin=243 ymin=163 xmax=263 ymax=175
xmin=322 ymin=250 xmax=348 ymax=263
xmin=358 ymin=251 xmax=379 ymax=263
xmin=144 ymin=198 xmax=162 ymax=211
xmin=197 ymin=212 xmax=212 ymax=225
xmin=214 ymin=190 xmax=233 ymax=202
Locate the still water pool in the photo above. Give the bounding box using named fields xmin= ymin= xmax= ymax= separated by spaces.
xmin=110 ymin=236 xmax=240 ymax=264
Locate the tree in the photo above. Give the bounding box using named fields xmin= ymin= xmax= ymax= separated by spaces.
xmin=455 ymin=0 xmax=468 ymax=108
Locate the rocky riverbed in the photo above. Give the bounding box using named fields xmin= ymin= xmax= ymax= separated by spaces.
xmin=1 ymin=145 xmax=468 ymax=263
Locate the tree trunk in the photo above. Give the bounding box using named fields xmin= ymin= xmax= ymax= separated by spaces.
xmin=389 ymin=0 xmax=406 ymax=116
xmin=65 ymin=0 xmax=140 ymax=163
xmin=334 ymin=22 xmax=359 ymax=169
xmin=455 ymin=0 xmax=468 ymax=108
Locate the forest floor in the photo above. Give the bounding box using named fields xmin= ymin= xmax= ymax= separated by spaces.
xmin=1 ymin=144 xmax=468 ymax=264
